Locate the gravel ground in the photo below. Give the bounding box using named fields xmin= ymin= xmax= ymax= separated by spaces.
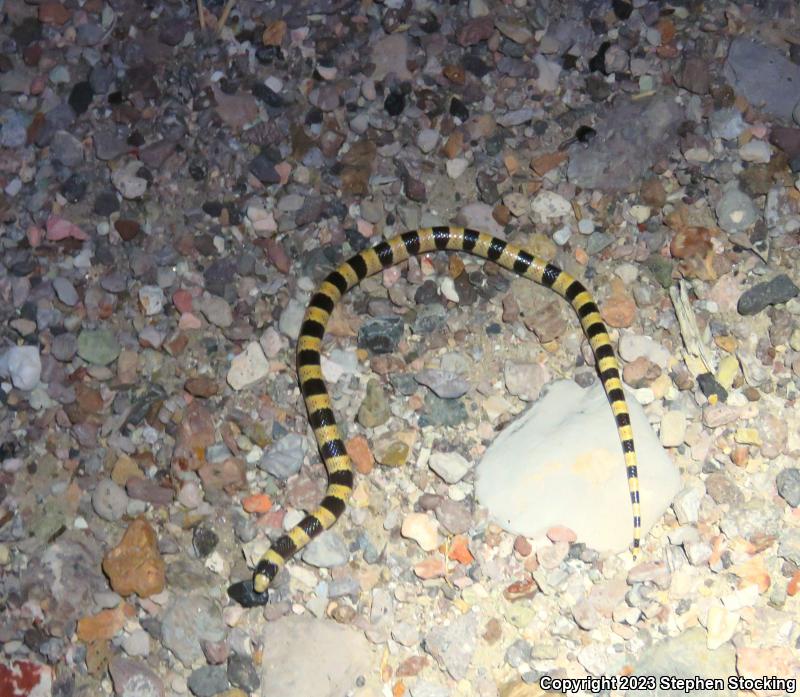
xmin=1 ymin=0 xmax=800 ymax=696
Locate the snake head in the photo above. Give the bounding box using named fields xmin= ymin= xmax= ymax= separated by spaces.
xmin=227 ymin=579 xmax=270 ymax=607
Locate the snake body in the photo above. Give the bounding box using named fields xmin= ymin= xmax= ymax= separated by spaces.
xmin=228 ymin=226 xmax=641 ymax=607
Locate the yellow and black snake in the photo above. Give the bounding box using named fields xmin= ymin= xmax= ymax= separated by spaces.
xmin=228 ymin=226 xmax=642 ymax=607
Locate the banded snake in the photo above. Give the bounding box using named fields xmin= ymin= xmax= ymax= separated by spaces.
xmin=228 ymin=226 xmax=642 ymax=607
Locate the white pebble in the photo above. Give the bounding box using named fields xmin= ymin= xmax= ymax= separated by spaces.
xmin=439 ymin=277 xmax=459 ymax=302
xmin=138 ymin=286 xmax=165 ymax=316
xmin=227 ymin=342 xmax=270 ymax=390
xmin=446 ymin=158 xmax=469 ymax=179
xmin=0 ymin=346 xmax=41 ymax=391
xmin=578 ymin=218 xmax=595 ymax=235
xmin=401 ymin=512 xmax=440 ymax=551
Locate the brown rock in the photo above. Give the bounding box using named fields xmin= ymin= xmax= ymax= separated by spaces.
xmin=172 ymin=401 xmax=216 ymax=472
xmin=523 ymin=299 xmax=567 ymax=342
xmin=102 ymin=518 xmax=166 ymax=598
xmin=198 ymin=457 xmax=247 ymax=493
xmin=396 ymin=656 xmax=427 ymax=677
xmin=530 ymin=151 xmax=567 ymax=176
xmin=677 ymin=56 xmax=710 ymax=94
xmin=769 ymin=126 xmax=800 ymax=159
xmin=600 ymin=293 xmax=636 ymax=329
xmin=442 ymin=131 xmax=463 ymax=159
xmin=640 ymin=178 xmax=666 ymax=207
xmin=456 ymin=17 xmax=494 ymax=47
xmin=114 ymin=219 xmax=140 ymax=241
xmin=341 ymin=140 xmax=376 ymax=196
xmin=346 ymin=435 xmax=373 ymax=474
xmin=184 ymin=376 xmax=219 ymax=398
xmin=77 ymin=604 xmax=128 ymax=642
xmin=39 ymin=3 xmax=71 ymax=25
xmin=111 ymin=453 xmax=143 ymax=486
xmin=443 ymin=64 xmax=466 ymax=85
xmin=262 ymin=19 xmax=286 ymax=46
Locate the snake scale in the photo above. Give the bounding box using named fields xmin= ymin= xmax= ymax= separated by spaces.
xmin=228 ymin=226 xmax=642 ymax=607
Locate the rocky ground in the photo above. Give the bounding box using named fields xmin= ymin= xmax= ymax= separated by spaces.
xmin=1 ymin=0 xmax=800 ymax=696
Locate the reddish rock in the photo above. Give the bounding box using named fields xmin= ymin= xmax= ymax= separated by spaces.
xmin=198 ymin=457 xmax=247 ymax=493
xmin=77 ymin=604 xmax=128 ymax=642
xmin=172 ymin=289 xmax=193 ymax=313
xmin=39 ymin=3 xmax=71 ymax=25
xmin=184 ymin=376 xmax=219 ymax=398
xmin=172 ymin=401 xmax=215 ymax=472
xmin=102 ymin=517 xmax=166 ymax=597
xmin=346 ymin=435 xmax=373 ymax=474
xmin=0 ymin=661 xmax=53 ymax=697
xmin=114 ymin=219 xmax=140 ymax=241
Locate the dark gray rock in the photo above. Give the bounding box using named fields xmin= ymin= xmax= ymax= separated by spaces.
xmin=737 ymin=274 xmax=799 ymax=315
xmin=777 ymin=468 xmax=800 ymax=508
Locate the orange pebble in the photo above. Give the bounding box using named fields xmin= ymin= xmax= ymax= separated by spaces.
xmin=346 ymin=435 xmax=374 ymax=474
xmin=447 ymin=535 xmax=474 ymax=565
xmin=787 ymin=571 xmax=800 ymax=597
xmin=242 ymin=493 xmax=272 ymax=514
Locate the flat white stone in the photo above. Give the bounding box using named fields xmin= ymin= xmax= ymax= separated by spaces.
xmin=227 ymin=342 xmax=269 ymax=390
xmin=530 ymin=190 xmax=572 ymax=220
xmin=476 ymin=379 xmax=681 ymax=553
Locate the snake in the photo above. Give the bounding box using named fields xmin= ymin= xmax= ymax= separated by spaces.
xmin=228 ymin=226 xmax=642 ymax=607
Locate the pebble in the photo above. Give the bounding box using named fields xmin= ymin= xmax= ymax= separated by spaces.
xmin=739 ymin=139 xmax=771 ymax=163
xmin=162 ymin=595 xmax=225 ymax=667
xmin=102 ymin=518 xmax=166 ymax=598
xmin=109 ymin=657 xmax=164 ymax=697
xmin=401 ymin=512 xmax=440 ymax=551
xmin=530 ymin=190 xmax=572 ymax=220
xmin=358 ymin=378 xmax=391 ymax=428
xmin=715 ymin=187 xmax=757 ymax=234
xmin=659 ymin=411 xmax=686 ymax=447
xmin=259 ymin=433 xmax=307 ymax=479
xmin=301 ymin=531 xmax=349 ymax=567
xmin=52 ymin=277 xmax=79 ymax=306
xmin=737 ymin=274 xmax=800 ymax=315
xmin=0 ymin=345 xmax=41 ymax=390
xmin=358 ymin=316 xmax=404 ymax=354
xmin=92 ymin=479 xmax=129 ymax=521
xmin=227 ymin=653 xmax=260 ymax=693
xmin=415 ymin=369 xmax=470 ymax=399
xmin=122 ymin=629 xmax=150 ymax=657
xmin=417 ymin=129 xmax=439 ymax=153
xmin=227 ymin=342 xmax=269 ymax=390
xmin=77 ymin=329 xmax=121 ymax=366
xmin=187 ymin=665 xmax=229 ymax=697
xmin=776 ymin=468 xmax=800 ymax=507
xmin=428 ymin=451 xmax=471 ymax=484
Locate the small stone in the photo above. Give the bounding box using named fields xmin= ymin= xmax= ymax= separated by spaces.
xmin=705 ymin=605 xmax=739 ymax=650
xmin=715 ymin=188 xmax=756 ymax=234
xmin=0 ymin=345 xmax=41 ymax=390
xmin=102 ymin=517 xmax=166 ymax=598
xmin=659 ymin=411 xmax=686 ymax=447
xmin=227 ymin=342 xmax=269 ymax=390
xmin=739 ymin=139 xmax=771 ymax=163
xmin=78 ymin=329 xmax=121 ymax=366
xmin=53 ymin=277 xmax=79 ymax=306
xmin=358 ymin=316 xmax=404 ymax=354
xmin=109 ymin=657 xmax=163 ymax=697
xmin=402 ymin=513 xmax=440 ymax=551
xmin=530 ymin=190 xmax=572 ymax=220
xmin=92 ymin=479 xmax=128 ymax=521
xmin=302 ymin=531 xmax=349 ymax=567
xmin=738 ymin=274 xmax=800 ymax=315
xmin=384 ymin=90 xmax=405 ymax=116
xmin=112 ymin=161 xmax=148 ymax=199
xmin=428 ymin=451 xmax=471 ymax=484
xmin=777 ymin=468 xmax=800 ymax=507
xmin=358 ymin=378 xmax=391 ymax=428
xmin=122 ymin=629 xmax=150 ymax=657
xmin=417 ymin=129 xmax=439 ymax=153
xmin=187 ymin=665 xmax=229 ymax=697
xmin=192 ymin=527 xmax=218 ymax=558
xmin=415 ymin=369 xmax=470 ymax=399
xmin=227 ymin=653 xmax=260 ymax=693
xmin=138 ymin=286 xmax=165 ymax=316
xmin=259 ymin=433 xmax=306 ymax=479
xmin=68 ymin=81 xmax=94 ymax=115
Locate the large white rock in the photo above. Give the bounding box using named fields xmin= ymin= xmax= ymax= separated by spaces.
xmin=476 ymin=379 xmax=681 ymax=553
